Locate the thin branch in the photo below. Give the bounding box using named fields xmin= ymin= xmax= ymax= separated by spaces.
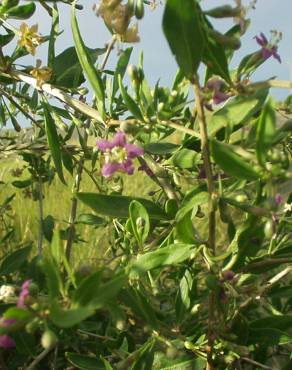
xmin=26 ymin=347 xmax=53 ymax=370
xmin=100 ymin=36 xmax=117 ymax=71
xmin=241 ymin=357 xmax=272 ymax=370
xmin=247 ymin=79 xmax=292 ymax=91
xmin=37 ymin=175 xmax=44 ymax=257
xmin=7 ymin=70 xmax=104 ymax=124
xmin=239 ymin=258 xmax=292 ymax=272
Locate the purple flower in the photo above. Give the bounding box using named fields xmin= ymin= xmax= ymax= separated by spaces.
xmin=17 ymin=279 xmax=32 ymax=308
xmin=0 ymin=335 xmax=15 ymax=348
xmin=0 ymin=318 xmax=16 ymax=349
xmin=97 ymin=132 xmax=144 ymax=177
xmin=206 ymin=79 xmax=229 ymax=105
xmin=255 ymin=32 xmax=281 ymax=63
xmin=275 ymin=193 xmax=283 ymax=206
xmin=221 ymin=270 xmax=235 ymax=281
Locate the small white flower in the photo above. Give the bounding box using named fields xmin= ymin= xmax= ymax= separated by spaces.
xmin=283 ymin=203 xmax=292 ymax=213
xmin=0 ymin=285 xmax=16 ymax=301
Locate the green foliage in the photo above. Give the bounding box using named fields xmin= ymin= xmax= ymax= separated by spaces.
xmin=0 ymin=0 xmax=291 ymax=369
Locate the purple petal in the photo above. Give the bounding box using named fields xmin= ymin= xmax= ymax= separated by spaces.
xmin=271 ymin=48 xmax=281 ymax=63
xmin=0 ymin=318 xmax=16 ymax=328
xmin=275 ymin=193 xmax=283 ymax=205
xmin=122 ymin=159 xmax=134 ymax=175
xmin=21 ymin=279 xmax=32 ymax=290
xmin=112 ymin=132 xmax=126 ymax=147
xmin=101 ymin=162 xmax=122 ymax=177
xmin=262 ymin=47 xmax=272 ymax=60
xmin=97 ymin=139 xmax=113 ymax=152
xmin=0 ymin=335 xmax=16 ymax=348
xmin=255 ymin=33 xmax=268 ymax=47
xmin=125 ymin=143 xmax=144 ymax=158
xmin=213 ymin=91 xmax=229 ymax=105
xmin=206 ymin=79 xmax=222 ymax=91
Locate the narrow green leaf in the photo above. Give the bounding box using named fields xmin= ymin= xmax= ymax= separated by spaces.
xmin=129 ymin=200 xmax=150 ymax=245
xmin=211 ymin=140 xmax=259 ymax=181
xmin=43 ymin=102 xmax=65 ymax=184
xmin=112 ymin=47 xmax=133 ymax=98
xmin=66 ymin=353 xmax=104 ymax=370
xmin=50 ymin=301 xmax=94 ymax=328
xmin=0 ymin=245 xmax=31 ymax=275
xmin=48 ymin=3 xmax=59 ymax=69
xmin=129 ymin=243 xmax=194 ymax=277
xmin=163 ymin=0 xmax=205 ymax=79
xmin=5 ymin=2 xmax=36 ymax=19
xmin=71 ymin=3 xmax=105 ymax=119
xmin=118 ymin=75 xmax=144 ymax=120
xmin=256 ymin=99 xmax=276 ymax=166
xmin=77 ymin=192 xmax=167 ymax=220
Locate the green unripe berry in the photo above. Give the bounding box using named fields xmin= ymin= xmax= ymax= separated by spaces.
xmin=135 ymin=0 xmax=144 ymax=19
xmin=264 ymin=219 xmax=274 ymax=239
xmin=41 ymin=330 xmax=58 ymax=349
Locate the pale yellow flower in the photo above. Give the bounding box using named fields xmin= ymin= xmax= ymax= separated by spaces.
xmin=18 ymin=23 xmax=43 ymax=56
xmin=30 ymin=59 xmax=52 ymax=87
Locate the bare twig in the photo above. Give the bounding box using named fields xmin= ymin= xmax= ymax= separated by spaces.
xmin=26 ymin=347 xmax=53 ymax=370
xmin=100 ymin=36 xmax=117 ymax=71
xmin=241 ymin=356 xmax=272 ymax=370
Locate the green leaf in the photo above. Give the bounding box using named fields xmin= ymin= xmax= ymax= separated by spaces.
xmin=112 ymin=47 xmax=133 ymax=98
xmin=66 ymin=353 xmax=104 ymax=370
xmin=43 ymin=101 xmax=66 ymax=184
xmin=248 ymin=328 xmax=292 ymax=346
xmin=249 ymin=315 xmax=292 ymax=331
xmin=47 ymin=3 xmax=59 ymax=69
xmin=11 ymin=178 xmax=32 ymax=188
xmin=171 ymin=148 xmax=200 ymax=169
xmin=118 ymin=75 xmax=144 ymax=120
xmin=129 ymin=201 xmax=150 ymax=246
xmin=0 ymin=30 xmax=14 ymax=47
xmin=163 ymin=0 xmax=205 ymax=79
xmin=176 ymin=187 xmax=208 ymax=221
xmin=72 ymin=271 xmax=101 ymax=307
xmin=50 ymin=301 xmax=94 ymax=328
xmin=256 ymin=99 xmax=276 ymax=166
xmin=5 ymin=2 xmax=36 ymax=19
xmin=129 ymin=243 xmax=194 ymax=277
xmin=202 ymin=20 xmax=231 ymax=82
xmin=77 ymin=192 xmax=167 ymax=220
xmin=121 ymin=288 xmax=158 ymax=329
xmin=3 ymin=307 xmax=33 ymax=322
xmin=89 ymin=274 xmax=127 ymax=310
xmin=208 ymin=89 xmax=269 ymax=136
xmin=144 ymin=142 xmax=179 ymax=155
xmin=53 ymin=46 xmax=105 ymax=88
xmin=0 ymin=245 xmax=31 ymax=275
xmin=43 ymin=215 xmax=55 ymax=242
xmin=77 ymin=213 xmax=105 ymax=225
xmin=40 ymin=258 xmax=63 ymax=299
xmin=71 ymin=4 xmax=105 ymax=119
xmin=211 ymin=140 xmax=259 ymax=181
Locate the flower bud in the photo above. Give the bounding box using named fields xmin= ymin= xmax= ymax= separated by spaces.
xmin=41 ymin=330 xmax=58 ymax=349
xmin=135 ymin=0 xmax=144 ymax=19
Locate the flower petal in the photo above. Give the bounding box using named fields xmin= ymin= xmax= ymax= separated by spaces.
xmin=112 ymin=132 xmax=126 ymax=147
xmin=0 ymin=335 xmax=16 ymax=348
xmin=101 ymin=162 xmax=122 ymax=177
xmin=125 ymin=143 xmax=144 ymax=158
xmin=262 ymin=47 xmax=272 ymax=60
xmin=122 ymin=159 xmax=134 ymax=175
xmin=97 ymin=139 xmax=113 ymax=152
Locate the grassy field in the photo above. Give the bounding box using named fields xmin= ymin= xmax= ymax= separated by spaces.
xmin=0 ymin=154 xmax=157 ymax=268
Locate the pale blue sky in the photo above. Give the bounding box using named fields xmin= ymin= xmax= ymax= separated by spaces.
xmin=8 ymin=1 xmax=292 ymax=99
